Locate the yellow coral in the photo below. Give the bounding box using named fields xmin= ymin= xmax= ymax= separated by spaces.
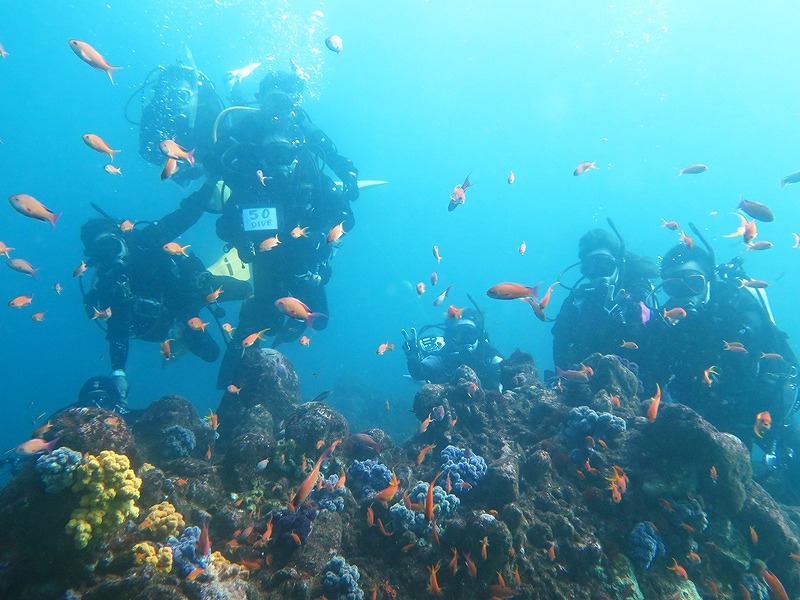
xmin=65 ymin=450 xmax=142 ymax=549
xmin=139 ymin=501 xmax=185 ymax=540
xmin=132 ymin=541 xmax=173 ymax=574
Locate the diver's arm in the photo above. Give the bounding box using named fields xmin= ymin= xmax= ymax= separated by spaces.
xmin=408 ymin=355 xmax=443 ymax=383
xmin=298 ymin=112 xmax=359 ymax=200
xmin=141 ymin=183 xmax=213 ymax=246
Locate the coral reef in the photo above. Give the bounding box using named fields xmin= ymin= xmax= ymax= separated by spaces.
xmin=346 ymin=459 xmax=393 ymax=503
xmin=162 ymin=425 xmax=196 ymax=459
xmin=438 ymin=444 xmax=487 ymax=494
xmin=35 ymin=446 xmax=82 ymax=493
xmin=139 ymin=501 xmax=185 ymax=540
xmin=629 ymin=521 xmax=665 ymax=569
xmin=167 ymin=525 xmax=208 ymax=575
xmin=322 ymin=555 xmax=364 ymax=600
xmin=65 ymin=450 xmax=142 ymax=549
xmin=132 ymin=541 xmax=173 ymax=573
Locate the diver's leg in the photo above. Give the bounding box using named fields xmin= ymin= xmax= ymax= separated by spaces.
xmin=182 ymin=326 xmax=221 ymax=362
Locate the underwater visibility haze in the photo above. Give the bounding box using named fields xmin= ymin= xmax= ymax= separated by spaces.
xmin=2 ymin=1 xmax=800 ymax=599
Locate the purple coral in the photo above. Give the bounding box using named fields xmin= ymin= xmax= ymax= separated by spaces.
xmin=438 ymin=445 xmax=487 ymax=494
xmin=346 ymin=459 xmax=392 ymax=502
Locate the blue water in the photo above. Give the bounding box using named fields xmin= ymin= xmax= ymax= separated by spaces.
xmin=1 ymin=1 xmax=799 ymax=452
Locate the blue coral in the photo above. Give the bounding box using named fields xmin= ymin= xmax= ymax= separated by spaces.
xmin=162 ymin=426 xmax=196 ymax=459
xmin=311 ymin=474 xmax=346 ymax=512
xmin=389 ymin=481 xmax=460 ymax=536
xmin=322 ymin=555 xmax=364 ymax=600
xmin=35 ymin=446 xmax=82 ymax=493
xmin=628 ymin=522 xmax=665 ymax=569
xmin=167 ymin=526 xmax=208 ymax=576
xmin=438 ymin=445 xmax=487 ymax=494
xmin=272 ymin=507 xmax=317 ymax=550
xmin=566 ymin=406 xmax=626 ymax=440
xmin=346 ymin=460 xmax=392 ymax=502
xmin=667 ymin=497 xmax=708 ymax=534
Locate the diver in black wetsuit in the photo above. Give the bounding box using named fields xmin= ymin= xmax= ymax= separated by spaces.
xmin=80 ymin=186 xmax=251 ymax=402
xmin=210 ymin=70 xmax=359 ymax=387
xmin=402 ymin=309 xmax=504 ymax=390
xmin=551 ymin=227 xmax=658 ymax=370
xmin=643 ymin=242 xmax=800 ymax=473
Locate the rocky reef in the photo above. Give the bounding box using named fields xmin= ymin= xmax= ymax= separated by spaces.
xmin=1 ymin=349 xmax=799 ymax=599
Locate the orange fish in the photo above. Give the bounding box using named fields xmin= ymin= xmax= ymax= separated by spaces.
xmin=161 ymin=158 xmax=179 ymax=181
xmin=290 ymin=226 xmax=309 ymax=238
xmin=573 ymin=161 xmax=597 ymax=176
xmin=620 ymin=340 xmax=638 ymax=349
xmin=227 ymin=384 xmax=241 ymax=394
xmin=206 ymin=410 xmax=219 ymax=431
xmin=16 ymin=437 xmax=57 ymax=455
xmin=710 ymin=465 xmax=718 ymax=482
xmin=419 ymin=413 xmax=433 ymax=433
xmin=92 ymin=306 xmax=112 ymax=320
xmin=72 ymin=261 xmax=87 ymax=277
xmin=448 ymin=548 xmax=459 ymax=574
xmin=518 ymin=241 xmax=526 ymax=255
xmin=160 ymin=338 xmax=174 ymax=360
xmin=0 ymin=43 xmax=8 ymax=59
xmin=82 ymin=134 xmax=120 ymax=161
xmin=299 ymin=335 xmax=311 ymax=346
xmin=743 ymin=219 xmax=758 ymax=244
xmin=163 ymin=242 xmax=190 ymax=256
xmin=222 ymin=323 xmax=235 ymax=338
xmin=427 ymin=561 xmax=445 ymax=595
xmin=8 ymin=295 xmax=33 ymax=308
xmin=0 ymin=241 xmax=14 ymax=257
xmin=663 ymin=307 xmax=687 ymax=325
xmin=724 ymin=340 xmax=747 ymax=353
xmin=291 ymin=440 xmax=340 ymax=510
xmin=187 ymin=317 xmax=208 ymax=332
xmin=290 ymin=531 xmax=302 ymax=545
xmin=68 ymin=39 xmax=120 ymax=83
xmin=7 ymin=258 xmax=39 ymax=277
xmin=327 ymin=222 xmax=346 ymax=244
xmin=9 ymin=194 xmax=61 ymax=228
xmin=486 ymin=282 xmax=539 ymax=300
xmin=481 ymin=536 xmax=490 ymax=560
xmin=464 ymin=552 xmax=477 ymax=579
xmin=667 ymin=558 xmax=688 ymax=580
xmin=242 ymin=328 xmax=270 ymax=348
xmin=609 ymin=394 xmax=621 ymax=408
xmin=703 ymin=365 xmax=720 ymax=387
xmin=416 ymin=282 xmax=426 ymax=296
xmin=447 ymin=305 xmax=464 ymax=319
xmin=256 ymin=169 xmax=267 ymax=186
xmin=103 ymin=164 xmax=121 ymax=175
xmin=416 ymin=443 xmax=436 ymax=466
xmin=749 ymin=526 xmax=758 ymax=545
xmin=432 ymin=285 xmax=452 ymax=307
xmin=205 ymin=286 xmax=223 ymax=303
xmin=761 ymin=569 xmax=789 ymax=600
xmin=53 ymin=282 xmax=62 ymax=295
xmin=507 ymin=170 xmax=515 ymax=184
xmin=556 ymin=367 xmax=589 ymax=383
xmin=647 ymin=384 xmax=661 ymax=423
xmin=335 ymin=469 xmax=346 ymax=490
xmin=185 ymin=567 xmax=206 ymax=581
xmin=679 ymin=231 xmax=694 ymax=249
xmin=259 ymin=234 xmax=280 ymax=252
xmin=538 ymin=281 xmax=559 ymax=310
xmin=159 ymin=139 xmax=195 ymax=165
xmin=275 ymin=297 xmax=326 ymax=330
xmin=377 ymin=518 xmax=393 ymax=537
xmin=366 ymin=504 xmax=375 ymax=527
xmin=432 ymin=245 xmax=443 ymax=263
xmin=376 ymin=342 xmax=395 ymax=355
xmin=425 ymin=470 xmax=444 ymax=522
xmin=119 ymin=220 xmax=135 ymax=232
xmin=754 ymin=411 xmax=771 ymax=438
xmin=661 ymin=219 xmax=680 ymax=230
xmin=30 ymin=310 xmax=46 ymax=322
xmin=448 ymin=174 xmax=473 ymax=211
xmin=31 ymin=421 xmax=53 ymax=438
xmin=375 ymin=471 xmax=400 ymax=507
xmin=547 ymin=541 xmax=557 ymax=562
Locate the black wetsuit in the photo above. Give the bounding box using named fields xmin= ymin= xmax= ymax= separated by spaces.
xmin=211 ymin=112 xmax=357 ymax=386
xmin=643 ymin=281 xmax=798 ymax=451
xmin=84 ymin=196 xmax=250 ymax=370
xmin=407 ymin=339 xmax=503 ymax=390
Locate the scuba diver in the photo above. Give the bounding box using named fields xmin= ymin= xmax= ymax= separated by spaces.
xmin=130 ymin=57 xmax=226 ymax=187
xmin=551 ymin=223 xmax=659 ymax=370
xmin=402 ymin=307 xmax=504 ymax=390
xmin=209 ymin=69 xmax=359 ymax=387
xmin=643 ymin=230 xmax=800 ymax=487
xmin=80 ymin=185 xmax=251 ymax=402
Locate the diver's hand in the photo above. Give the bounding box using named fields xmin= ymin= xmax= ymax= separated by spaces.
xmin=342 ymin=171 xmax=359 ymax=202
xmin=401 ymin=327 xmax=418 ymax=358
xmin=181 ymin=180 xmax=217 ymax=211
xmin=110 ymin=369 xmax=129 ymax=403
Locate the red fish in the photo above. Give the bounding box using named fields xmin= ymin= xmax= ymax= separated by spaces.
xmin=647 ymin=384 xmax=661 ymax=423
xmin=448 ymin=174 xmax=473 ymax=211
xmin=327 ymin=222 xmax=346 ymax=244
xmin=161 ymin=158 xmax=179 ymax=181
xmin=8 ymin=295 xmax=33 ymax=308
xmin=68 ymin=40 xmax=120 ymax=83
xmin=761 ymin=569 xmax=789 ymax=600
xmin=754 ymin=411 xmax=771 ymax=438
xmin=197 ymin=521 xmax=211 ymax=557
xmin=487 ymin=282 xmax=539 ymax=300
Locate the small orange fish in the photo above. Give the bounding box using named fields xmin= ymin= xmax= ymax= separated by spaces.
xmin=206 ymin=445 xmax=213 ymax=460
xmin=447 ymin=305 xmax=464 ymax=319
xmin=161 ymin=157 xmax=179 ymax=181
xmin=663 ymin=307 xmax=687 ymax=325
xmin=761 ymin=569 xmax=788 ymax=600
xmin=119 ymin=220 xmax=135 ymax=232
xmin=227 ymin=384 xmax=241 ymax=395
xmin=376 ymin=342 xmax=395 ymax=355
xmin=187 ymin=317 xmax=209 ymax=332
xmin=163 ymin=242 xmax=190 ymax=257
xmin=620 ymin=340 xmax=638 ymax=349
xmin=416 ymin=282 xmax=426 ymax=296
xmin=687 ymin=551 xmax=702 ymax=564
xmin=242 ymin=328 xmax=270 ymax=348
xmin=667 ymin=558 xmax=688 ymax=580
xmin=679 ymin=231 xmax=694 ymax=249
xmin=448 ymin=174 xmax=473 ymax=211
xmin=161 ymin=338 xmax=174 ymax=360
xmin=609 ymin=394 xmax=621 ymax=408
xmin=518 ymin=241 xmax=526 ymax=255
xmin=427 ymin=561 xmax=445 ymax=596
xmin=419 ymin=413 xmax=433 ymax=433
xmin=9 ymin=194 xmax=61 ymax=228
xmin=92 ymin=307 xmax=112 ymax=320
xmin=724 ymin=340 xmax=748 ymax=353
xmin=556 ymin=367 xmax=589 ymax=383
xmin=31 ymin=421 xmax=53 ymax=438
xmin=290 ymin=531 xmax=302 ymax=545
xmin=256 ymin=170 xmax=267 ymax=186
xmin=416 ymin=443 xmax=436 ymax=466
xmin=749 ymin=526 xmax=758 ymax=545
xmin=743 ymin=219 xmax=758 ymax=244
xmin=573 ymin=161 xmax=597 ymax=176
xmin=432 ymin=245 xmax=443 ymax=263
xmin=222 ymin=323 xmax=235 ymax=338
xmin=205 ymin=286 xmax=223 ymax=303
xmin=101 ymin=164 xmax=122 ymax=178
xmin=448 ymin=547 xmax=459 ymax=574
xmin=507 ymin=170 xmax=515 ymax=185
xmin=259 ymin=234 xmax=280 ymax=252
xmin=661 ymin=219 xmax=680 ymax=230
xmin=290 ymin=226 xmax=308 ymax=238
xmin=299 ymin=335 xmax=311 ymax=346
xmin=377 ymin=518 xmax=393 ymax=537
xmin=464 ymin=552 xmax=477 ymax=579
xmin=486 ymin=281 xmax=539 ymax=300
xmin=366 ymin=504 xmax=375 ymax=527
xmin=206 ymin=410 xmax=219 ymax=431
xmin=185 ymin=566 xmax=206 ymax=581
xmin=375 ymin=471 xmax=400 ymax=506
xmin=480 ymin=536 xmax=490 ymax=560
xmin=710 ymin=465 xmax=718 ymax=482
xmin=0 ymin=241 xmax=14 ymax=257
xmin=72 ymin=261 xmax=87 ymax=277
xmin=647 ymin=383 xmax=661 ymax=423
xmin=53 ymin=282 xmax=62 ymax=295
xmin=327 ymin=222 xmax=346 ymax=244
xmin=754 ymin=411 xmax=772 ymax=438
xmin=8 ymin=294 xmax=33 ymax=308
xmin=703 ymin=365 xmax=720 ymax=387
xmin=160 ymin=139 xmax=195 ymax=165
xmin=68 ymin=40 xmax=120 ymax=83
xmin=82 ymin=134 xmax=120 ymax=161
